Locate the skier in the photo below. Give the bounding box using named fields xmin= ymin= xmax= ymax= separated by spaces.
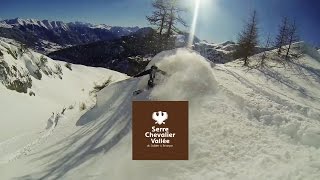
xmin=133 ymin=65 xmax=167 ymax=95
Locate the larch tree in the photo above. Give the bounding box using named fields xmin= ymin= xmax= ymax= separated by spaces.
xmin=275 ymin=17 xmax=289 ymax=55
xmin=146 ymin=0 xmax=168 ymax=36
xmin=235 ymin=10 xmax=259 ymax=66
xmin=164 ymin=0 xmax=187 ymax=38
xmin=285 ymin=20 xmax=299 ymax=59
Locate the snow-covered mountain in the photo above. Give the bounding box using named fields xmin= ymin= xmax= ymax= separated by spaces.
xmin=0 ymin=18 xmax=140 ymax=53
xmin=1 ymin=18 xmax=139 ymax=33
xmin=194 ymin=41 xmax=272 ymax=63
xmin=1 ymin=39 xmax=320 ymax=179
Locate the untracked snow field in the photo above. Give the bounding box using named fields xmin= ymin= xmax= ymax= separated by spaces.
xmin=1 ymin=46 xmax=320 ymax=180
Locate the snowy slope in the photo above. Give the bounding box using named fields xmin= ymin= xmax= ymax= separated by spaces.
xmin=0 ymin=38 xmax=128 ymax=166
xmin=1 ymin=46 xmax=320 ymax=180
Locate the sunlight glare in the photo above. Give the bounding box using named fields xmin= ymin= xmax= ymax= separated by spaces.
xmin=187 ymin=0 xmax=201 ymax=48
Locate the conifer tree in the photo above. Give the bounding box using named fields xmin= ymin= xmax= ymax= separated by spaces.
xmin=285 ymin=20 xmax=299 ymax=59
xmin=275 ymin=17 xmax=289 ymax=55
xmin=235 ymin=11 xmax=259 ymax=66
xmin=146 ymin=0 xmax=168 ymax=35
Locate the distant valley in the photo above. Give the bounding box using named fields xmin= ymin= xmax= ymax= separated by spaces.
xmin=0 ymin=18 xmax=140 ymax=53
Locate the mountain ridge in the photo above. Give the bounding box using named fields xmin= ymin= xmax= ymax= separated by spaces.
xmin=0 ymin=18 xmax=140 ymax=32
xmin=0 ymin=18 xmax=141 ymax=53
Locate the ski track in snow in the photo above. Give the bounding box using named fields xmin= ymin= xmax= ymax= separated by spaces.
xmin=1 ymin=48 xmax=320 ymax=179
xmin=1 ymin=113 xmax=71 ymax=164
xmin=1 ymin=126 xmax=56 ymax=164
xmin=220 ymin=66 xmax=320 ymax=122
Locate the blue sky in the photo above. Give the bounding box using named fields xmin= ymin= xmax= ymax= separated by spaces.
xmin=1 ymin=0 xmax=320 ymax=45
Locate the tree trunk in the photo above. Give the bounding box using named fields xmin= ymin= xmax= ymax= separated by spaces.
xmin=285 ymin=36 xmax=293 ymax=59
xmin=277 ymin=46 xmax=282 ymax=55
xmin=159 ymin=13 xmax=165 ymax=35
xmin=166 ymin=8 xmax=174 ymax=38
xmin=244 ymin=56 xmax=248 ymax=66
